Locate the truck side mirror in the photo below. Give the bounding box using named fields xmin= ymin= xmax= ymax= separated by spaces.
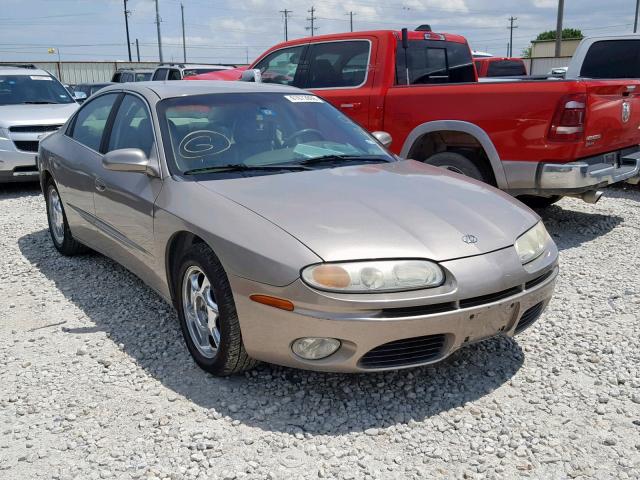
xmin=240 ymin=69 xmax=262 ymax=83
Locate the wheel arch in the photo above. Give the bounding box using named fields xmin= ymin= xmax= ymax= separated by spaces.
xmin=165 ymin=230 xmax=207 ymax=306
xmin=399 ymin=120 xmax=509 ymax=189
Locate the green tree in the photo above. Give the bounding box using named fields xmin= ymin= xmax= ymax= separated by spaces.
xmin=535 ymin=28 xmax=584 ymax=41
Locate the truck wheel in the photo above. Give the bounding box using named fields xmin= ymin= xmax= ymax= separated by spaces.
xmin=424 ymin=152 xmax=490 ymax=183
xmin=175 ymin=243 xmax=258 ymax=376
xmin=518 ymin=195 xmax=562 ymax=209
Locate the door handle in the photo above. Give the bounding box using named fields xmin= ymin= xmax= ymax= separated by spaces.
xmin=95 ymin=178 xmax=106 ymax=192
xmin=340 ymin=102 xmax=362 ymax=110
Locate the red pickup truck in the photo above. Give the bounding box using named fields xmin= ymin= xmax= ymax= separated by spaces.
xmin=192 ymin=30 xmax=640 ymax=206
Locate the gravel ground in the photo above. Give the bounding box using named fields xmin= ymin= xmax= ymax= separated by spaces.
xmin=1 ymin=183 xmax=639 ymax=480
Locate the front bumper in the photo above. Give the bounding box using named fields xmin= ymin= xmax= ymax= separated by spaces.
xmin=503 ymin=149 xmax=640 ymax=196
xmin=0 ymin=144 xmax=39 ymax=183
xmin=230 ymin=246 xmax=558 ymax=373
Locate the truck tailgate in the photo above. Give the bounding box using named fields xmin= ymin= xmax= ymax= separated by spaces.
xmin=579 ymin=80 xmax=640 ymax=158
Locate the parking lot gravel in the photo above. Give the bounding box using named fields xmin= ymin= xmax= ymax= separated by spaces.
xmin=1 ymin=183 xmax=639 ymax=480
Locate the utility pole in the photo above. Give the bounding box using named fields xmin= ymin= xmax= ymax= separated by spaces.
xmin=135 ymin=38 xmax=140 ymax=62
xmin=346 ymin=11 xmax=355 ymax=32
xmin=306 ymin=6 xmax=317 ymax=37
xmin=181 ymin=3 xmax=186 ymax=62
xmin=634 ymin=0 xmax=640 ymax=33
xmin=554 ymin=0 xmax=564 ymax=57
xmin=154 ymin=0 xmax=163 ymax=63
xmin=507 ymin=16 xmax=518 ymax=57
xmin=123 ymin=0 xmax=132 ymax=61
xmin=279 ymin=9 xmax=291 ymax=41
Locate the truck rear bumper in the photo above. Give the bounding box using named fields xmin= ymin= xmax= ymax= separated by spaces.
xmin=503 ymin=149 xmax=640 ymax=196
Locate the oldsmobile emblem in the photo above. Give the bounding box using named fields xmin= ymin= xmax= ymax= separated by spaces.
xmin=462 ymin=234 xmax=478 ymax=244
xmin=622 ymin=101 xmax=631 ymax=123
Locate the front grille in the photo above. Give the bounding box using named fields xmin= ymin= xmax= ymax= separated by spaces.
xmin=9 ymin=124 xmax=61 ymax=133
xmin=381 ymin=302 xmax=456 ymax=318
xmin=515 ymin=302 xmax=545 ymax=334
xmin=459 ymin=286 xmax=522 ymax=309
xmin=359 ymin=334 xmax=446 ymax=369
xmin=13 ymin=141 xmax=39 ymax=152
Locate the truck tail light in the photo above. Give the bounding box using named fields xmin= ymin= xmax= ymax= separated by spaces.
xmin=548 ymin=94 xmax=587 ymax=142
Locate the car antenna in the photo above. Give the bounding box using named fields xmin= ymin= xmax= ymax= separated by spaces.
xmin=401 ymin=28 xmax=410 ymax=85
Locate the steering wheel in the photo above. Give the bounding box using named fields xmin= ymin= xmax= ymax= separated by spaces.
xmin=284 ymin=128 xmax=325 ymax=147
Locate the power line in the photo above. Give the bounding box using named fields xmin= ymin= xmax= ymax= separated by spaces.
xmin=306 ymin=6 xmax=318 ymax=37
xmin=279 ymin=9 xmax=291 ymax=41
xmin=555 ymin=0 xmax=565 ymax=57
xmin=181 ymin=3 xmax=187 ymax=62
xmin=154 ymin=0 xmax=163 ymax=62
xmin=123 ymin=0 xmax=132 ymax=62
xmin=507 ymin=16 xmax=518 ymax=57
xmin=346 ymin=11 xmax=356 ymax=32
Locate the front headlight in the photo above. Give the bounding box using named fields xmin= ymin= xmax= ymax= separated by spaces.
xmin=301 ymin=260 xmax=445 ymax=293
xmin=514 ymin=221 xmax=551 ymax=264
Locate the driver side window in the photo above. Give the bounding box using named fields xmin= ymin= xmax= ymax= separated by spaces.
xmin=107 ymin=94 xmax=154 ymax=158
xmin=254 ymin=46 xmax=305 ymax=86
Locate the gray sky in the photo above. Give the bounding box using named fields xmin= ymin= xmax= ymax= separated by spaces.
xmin=0 ymin=0 xmax=636 ymax=64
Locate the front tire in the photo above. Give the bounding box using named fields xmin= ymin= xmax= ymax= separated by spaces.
xmin=45 ymin=180 xmax=86 ymax=256
xmin=175 ymin=243 xmax=258 ymax=376
xmin=424 ymin=151 xmax=490 ymax=183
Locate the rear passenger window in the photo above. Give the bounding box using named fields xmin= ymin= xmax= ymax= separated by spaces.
xmin=168 ymin=69 xmax=181 ymax=80
xmin=305 ymin=41 xmax=370 ymax=88
xmin=153 ymin=68 xmax=168 ymax=81
xmin=396 ymin=39 xmax=475 ymax=85
xmin=107 ymin=95 xmax=154 ymax=157
xmin=70 ymin=93 xmax=119 ymax=151
xmin=487 ymin=60 xmax=527 ymax=77
xmin=580 ymin=40 xmax=640 ymax=78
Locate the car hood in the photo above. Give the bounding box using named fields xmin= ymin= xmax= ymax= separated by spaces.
xmin=197 ymin=160 xmax=539 ymax=262
xmin=0 ymin=103 xmax=78 ymax=128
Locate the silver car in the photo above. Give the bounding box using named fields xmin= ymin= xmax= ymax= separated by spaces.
xmin=0 ymin=65 xmax=79 ymax=182
xmin=38 ymin=81 xmax=558 ymax=375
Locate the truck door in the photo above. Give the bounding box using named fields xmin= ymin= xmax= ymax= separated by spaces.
xmin=302 ymin=39 xmax=375 ymax=130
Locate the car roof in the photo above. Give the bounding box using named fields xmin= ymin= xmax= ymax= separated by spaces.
xmin=99 ymin=80 xmax=305 ymax=99
xmin=0 ymin=66 xmax=52 ymax=77
xmin=116 ymin=68 xmax=155 ymax=73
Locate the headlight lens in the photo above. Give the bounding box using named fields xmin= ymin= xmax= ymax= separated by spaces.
xmin=514 ymin=221 xmax=551 ymax=264
xmin=301 ymin=260 xmax=445 ymax=292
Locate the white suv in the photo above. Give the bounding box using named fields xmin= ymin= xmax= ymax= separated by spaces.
xmin=0 ymin=65 xmax=79 ymax=182
xmin=151 ymin=63 xmax=235 ymax=81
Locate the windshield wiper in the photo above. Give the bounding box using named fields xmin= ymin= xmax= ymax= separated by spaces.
xmin=299 ymin=155 xmax=392 ymax=166
xmin=22 ymin=101 xmax=58 ymax=104
xmin=183 ymin=163 xmax=311 ymax=175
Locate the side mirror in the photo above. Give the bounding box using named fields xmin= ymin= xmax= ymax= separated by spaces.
xmin=103 ymin=148 xmax=157 ymax=176
xmin=240 ymin=69 xmax=262 ymax=83
xmin=73 ymin=91 xmax=87 ymax=102
xmin=371 ymin=131 xmax=392 ymax=148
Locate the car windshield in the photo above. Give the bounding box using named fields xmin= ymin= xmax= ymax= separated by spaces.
xmin=0 ymin=74 xmax=75 ymax=105
xmin=183 ymin=68 xmax=225 ymax=77
xmin=158 ymin=92 xmax=394 ymax=177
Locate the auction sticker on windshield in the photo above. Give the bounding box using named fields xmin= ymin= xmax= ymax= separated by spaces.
xmin=30 ymin=76 xmax=53 ymax=81
xmin=284 ymin=95 xmax=324 ymax=103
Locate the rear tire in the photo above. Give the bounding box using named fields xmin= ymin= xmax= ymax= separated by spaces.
xmin=45 ymin=180 xmax=86 ymax=256
xmin=518 ymin=195 xmax=562 ymax=209
xmin=175 ymin=243 xmax=258 ymax=376
xmin=424 ymin=151 xmax=490 ymax=183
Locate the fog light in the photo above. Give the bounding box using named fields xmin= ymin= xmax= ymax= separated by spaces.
xmin=291 ymin=337 xmax=341 ymax=360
